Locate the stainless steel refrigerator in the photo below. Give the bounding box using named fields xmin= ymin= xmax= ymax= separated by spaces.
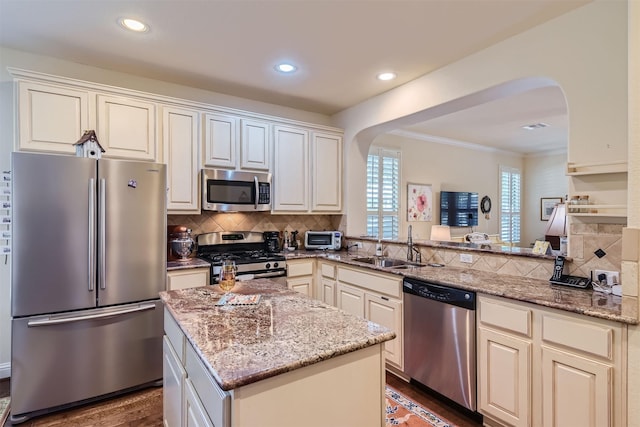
xmin=10 ymin=152 xmax=166 ymax=423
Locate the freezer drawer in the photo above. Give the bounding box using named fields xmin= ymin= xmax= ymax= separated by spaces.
xmin=10 ymin=300 xmax=164 ymax=421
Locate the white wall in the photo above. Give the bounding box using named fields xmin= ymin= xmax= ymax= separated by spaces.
xmin=335 ymin=0 xmax=628 ymax=238
xmin=521 ymin=152 xmax=568 ymax=247
xmin=372 ymin=133 xmax=523 ymax=241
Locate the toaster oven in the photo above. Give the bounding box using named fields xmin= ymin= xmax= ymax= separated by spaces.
xmin=304 ymin=231 xmax=342 ymax=250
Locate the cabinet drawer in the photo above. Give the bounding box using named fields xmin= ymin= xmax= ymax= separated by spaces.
xmin=167 ymin=268 xmax=209 ymax=290
xmin=164 ymin=308 xmax=185 ymax=363
xmin=287 ymin=260 xmax=314 ymax=277
xmin=542 ymin=314 xmax=616 ymax=360
xmin=479 ymin=297 xmax=532 ymax=338
xmin=320 ymin=262 xmax=336 ymax=279
xmin=185 ymin=342 xmax=231 ymax=427
xmin=337 ymin=266 xmax=401 ymax=298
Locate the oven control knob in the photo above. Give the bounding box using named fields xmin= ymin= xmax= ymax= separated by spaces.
xmin=266 ymin=263 xmax=271 ymax=269
xmin=273 ymin=262 xmax=279 ymax=268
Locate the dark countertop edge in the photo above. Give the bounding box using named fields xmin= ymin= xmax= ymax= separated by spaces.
xmin=283 ymin=251 xmax=638 ymax=325
xmin=160 ymin=287 xmax=396 ymax=391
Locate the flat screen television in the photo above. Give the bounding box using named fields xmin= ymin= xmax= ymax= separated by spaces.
xmin=440 ymin=191 xmax=479 ymax=227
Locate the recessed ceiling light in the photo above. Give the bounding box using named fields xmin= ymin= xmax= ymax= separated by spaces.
xmin=275 ymin=63 xmax=297 ymax=74
xmin=377 ymin=72 xmax=397 ymax=81
xmin=119 ymin=18 xmax=149 ymax=33
xmin=522 ymin=122 xmax=550 ymax=130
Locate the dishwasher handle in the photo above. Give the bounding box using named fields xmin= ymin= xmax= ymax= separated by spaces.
xmin=403 ymin=278 xmax=475 ymax=310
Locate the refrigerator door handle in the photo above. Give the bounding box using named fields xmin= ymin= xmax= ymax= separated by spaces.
xmin=99 ymin=178 xmax=106 ymax=290
xmin=27 ymin=303 xmax=157 ymax=327
xmin=88 ymin=178 xmax=96 ymax=292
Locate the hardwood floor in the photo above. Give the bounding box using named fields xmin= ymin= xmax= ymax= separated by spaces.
xmin=1 ymin=374 xmax=482 ymax=427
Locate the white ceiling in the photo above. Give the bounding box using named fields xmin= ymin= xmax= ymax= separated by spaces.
xmin=0 ymin=0 xmax=584 ymax=154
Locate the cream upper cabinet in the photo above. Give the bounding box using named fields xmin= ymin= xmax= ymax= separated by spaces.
xmin=203 ymin=114 xmax=270 ymax=171
xmin=477 ymin=294 xmax=626 ymax=427
xmin=163 ymin=106 xmax=200 ymax=213
xmin=203 ymin=112 xmax=238 ymax=168
xmin=240 ymin=118 xmax=270 ymax=171
xmin=273 ymin=125 xmax=343 ymax=213
xmin=17 ymin=80 xmax=90 ymax=154
xmin=311 ymin=132 xmax=342 ymax=212
xmin=273 ymin=125 xmax=309 ymax=211
xmin=96 ymin=94 xmax=157 ymax=161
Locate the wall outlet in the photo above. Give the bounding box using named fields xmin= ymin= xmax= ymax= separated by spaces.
xmin=354 ymin=242 xmax=363 ymax=249
xmin=460 ymin=253 xmax=473 ymax=263
xmin=594 ymin=269 xmax=619 ymax=286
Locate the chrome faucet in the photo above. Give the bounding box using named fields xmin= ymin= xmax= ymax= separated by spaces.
xmin=407 ymin=225 xmax=413 ymax=261
xmin=407 ymin=225 xmax=421 ymax=263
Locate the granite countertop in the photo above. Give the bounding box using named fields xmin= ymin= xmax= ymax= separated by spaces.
xmin=159 ymin=279 xmax=396 ymax=391
xmin=167 ymin=257 xmax=211 ymax=271
xmin=284 ymin=251 xmax=638 ymax=325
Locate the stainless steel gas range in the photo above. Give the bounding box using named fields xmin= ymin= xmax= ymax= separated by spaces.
xmin=197 ymin=231 xmax=286 ymax=284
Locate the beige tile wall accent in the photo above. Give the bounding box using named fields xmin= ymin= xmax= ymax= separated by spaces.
xmin=168 ymin=212 xmax=344 ymax=242
xmin=348 ymin=222 xmax=623 ymax=281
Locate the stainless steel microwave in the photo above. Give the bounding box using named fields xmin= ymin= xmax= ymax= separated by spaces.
xmin=201 ymin=169 xmax=272 ymax=212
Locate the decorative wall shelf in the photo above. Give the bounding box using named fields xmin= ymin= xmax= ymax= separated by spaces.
xmin=566 ymin=161 xmax=628 ymax=176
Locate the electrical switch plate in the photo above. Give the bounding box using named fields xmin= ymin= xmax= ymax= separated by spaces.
xmin=460 ymin=253 xmax=473 ymax=263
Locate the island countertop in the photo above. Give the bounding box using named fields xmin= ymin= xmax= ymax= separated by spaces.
xmin=159 ymin=279 xmax=396 ymax=391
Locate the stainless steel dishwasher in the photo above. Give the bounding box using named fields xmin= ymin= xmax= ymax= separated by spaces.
xmin=403 ymin=276 xmax=476 ymax=411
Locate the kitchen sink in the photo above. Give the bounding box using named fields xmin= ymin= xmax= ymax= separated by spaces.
xmin=352 ymin=257 xmax=425 ymax=268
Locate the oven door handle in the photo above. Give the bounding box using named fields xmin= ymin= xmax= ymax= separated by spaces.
xmin=251 ymin=271 xmax=287 ymax=279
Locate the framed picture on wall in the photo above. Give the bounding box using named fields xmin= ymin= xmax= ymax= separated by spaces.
xmin=541 ymin=197 xmax=562 ymax=221
xmin=407 ymin=183 xmax=433 ymax=222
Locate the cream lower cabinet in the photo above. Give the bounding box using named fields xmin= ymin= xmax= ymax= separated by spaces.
xmin=286 ymin=259 xmax=315 ymax=297
xmin=478 ymin=294 xmax=626 ymax=427
xmin=167 ymin=267 xmax=210 ymax=291
xmin=336 ymin=265 xmax=403 ymax=369
xmin=317 ymin=261 xmax=337 ymax=306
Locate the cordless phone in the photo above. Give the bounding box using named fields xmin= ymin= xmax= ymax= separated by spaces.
xmin=549 ymin=256 xmax=591 ymax=288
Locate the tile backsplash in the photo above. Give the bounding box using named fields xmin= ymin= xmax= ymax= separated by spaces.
xmin=168 ymin=212 xmax=344 ymax=244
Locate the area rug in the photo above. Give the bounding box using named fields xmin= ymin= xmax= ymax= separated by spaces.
xmin=386 ymin=386 xmax=458 ymax=427
xmin=0 ymin=397 xmax=9 ymax=426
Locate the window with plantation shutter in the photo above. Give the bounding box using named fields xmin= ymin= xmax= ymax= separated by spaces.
xmin=499 ymin=165 xmax=521 ymax=244
xmin=367 ymin=147 xmax=400 ymax=239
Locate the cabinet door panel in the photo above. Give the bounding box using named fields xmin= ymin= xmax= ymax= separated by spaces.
xmin=18 ymin=81 xmax=89 ymax=153
xmin=287 ymin=276 xmax=313 ymax=297
xmin=240 ymin=119 xmax=270 ymax=171
xmin=336 ymin=283 xmax=365 ymax=318
xmin=164 ymin=106 xmax=200 ymax=212
xmin=365 ymin=294 xmax=402 ymax=368
xmin=273 ymin=125 xmax=308 ymax=211
xmin=311 ymin=132 xmax=342 ymax=211
xmin=163 ymin=337 xmax=185 ymax=427
xmin=542 ymin=345 xmax=612 ymax=427
xmin=184 ymin=379 xmax=214 ymax=427
xmin=321 ymin=278 xmax=336 ymax=307
xmin=97 ymin=95 xmax=157 ymax=160
xmin=204 ymin=113 xmax=237 ymax=168
xmin=478 ymin=327 xmax=531 ymax=427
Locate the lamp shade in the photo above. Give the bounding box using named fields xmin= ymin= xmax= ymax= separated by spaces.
xmin=430 ymin=225 xmax=451 ymax=241
xmin=544 ymin=203 xmax=567 ymax=237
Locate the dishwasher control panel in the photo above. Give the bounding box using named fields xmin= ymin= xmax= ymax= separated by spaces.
xmin=403 ymin=277 xmax=475 ymax=310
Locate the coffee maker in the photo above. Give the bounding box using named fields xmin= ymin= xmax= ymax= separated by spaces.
xmin=263 ymin=231 xmax=281 ymax=253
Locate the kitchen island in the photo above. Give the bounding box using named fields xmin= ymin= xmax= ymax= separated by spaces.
xmin=160 ymin=279 xmax=395 ymax=427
